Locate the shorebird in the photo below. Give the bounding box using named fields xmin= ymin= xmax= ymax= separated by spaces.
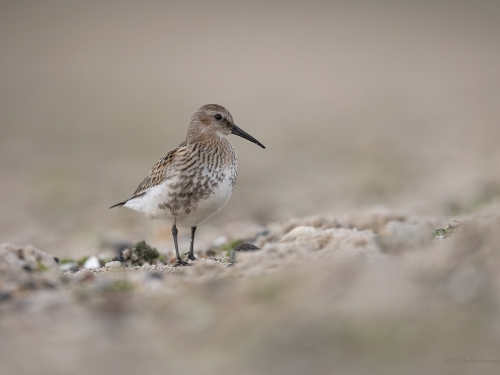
xmin=110 ymin=104 xmax=265 ymax=266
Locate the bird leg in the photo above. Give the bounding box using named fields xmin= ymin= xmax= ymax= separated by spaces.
xmin=171 ymin=224 xmax=189 ymax=267
xmin=185 ymin=226 xmax=197 ymax=261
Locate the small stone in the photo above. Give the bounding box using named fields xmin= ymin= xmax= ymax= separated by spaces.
xmin=121 ymin=249 xmax=131 ymax=261
xmin=105 ymin=261 xmax=122 ymax=268
xmin=233 ymin=243 xmax=260 ymax=252
xmin=148 ymin=272 xmax=163 ymax=280
xmin=83 ymin=256 xmax=101 ymax=269
xmin=22 ymin=264 xmax=33 ymax=272
xmin=228 ymin=243 xmax=260 ymax=264
xmin=59 ymin=263 xmax=77 ymax=272
xmin=0 ymin=291 xmax=12 ymax=303
xmin=281 ymin=226 xmax=318 ymax=242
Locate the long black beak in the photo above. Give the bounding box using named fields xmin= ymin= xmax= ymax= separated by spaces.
xmin=231 ymin=124 xmax=265 ymax=149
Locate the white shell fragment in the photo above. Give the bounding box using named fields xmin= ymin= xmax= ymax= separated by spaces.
xmin=280 ymin=226 xmax=318 ymax=242
xmin=105 ymin=261 xmax=122 ymax=268
xmin=83 ymin=256 xmax=100 ymax=270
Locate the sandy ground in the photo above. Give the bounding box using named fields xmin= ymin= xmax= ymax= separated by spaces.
xmin=2 ymin=207 xmax=500 ymax=375
xmin=1 ymin=1 xmax=500 ymax=374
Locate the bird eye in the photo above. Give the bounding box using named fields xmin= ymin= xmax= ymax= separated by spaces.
xmin=214 ymin=114 xmax=222 ymax=121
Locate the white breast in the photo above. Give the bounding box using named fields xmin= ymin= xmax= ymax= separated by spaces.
xmin=124 ymin=167 xmax=236 ymax=228
xmin=176 ymin=170 xmax=234 ymax=228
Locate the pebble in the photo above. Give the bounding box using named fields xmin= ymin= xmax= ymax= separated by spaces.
xmin=105 ymin=261 xmax=122 ymax=268
xmin=59 ymin=263 xmax=77 ymax=272
xmin=83 ymin=256 xmax=101 ymax=269
xmin=228 ymin=243 xmax=260 ymax=264
xmin=120 ymin=248 xmax=131 ymax=261
xmin=281 ymin=226 xmax=318 ymax=242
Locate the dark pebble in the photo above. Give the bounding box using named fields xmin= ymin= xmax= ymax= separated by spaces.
xmin=22 ymin=264 xmax=33 ymax=272
xmin=0 ymin=291 xmax=12 ymax=303
xmin=229 ymin=243 xmax=261 ymax=264
xmin=233 ymin=243 xmax=260 ymax=252
xmin=148 ymin=272 xmax=163 ymax=280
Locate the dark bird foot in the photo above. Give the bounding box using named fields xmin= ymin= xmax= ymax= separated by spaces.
xmin=172 ymin=259 xmax=191 ymax=267
xmin=184 ymin=252 xmax=197 ymax=261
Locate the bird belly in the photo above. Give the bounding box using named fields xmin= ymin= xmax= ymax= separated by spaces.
xmin=123 ymin=168 xmax=235 ymax=228
xmin=175 ymin=172 xmax=234 ymax=228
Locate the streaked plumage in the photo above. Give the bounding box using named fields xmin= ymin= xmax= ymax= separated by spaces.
xmin=110 ymin=104 xmax=265 ymax=266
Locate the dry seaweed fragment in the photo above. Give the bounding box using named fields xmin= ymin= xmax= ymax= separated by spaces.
xmin=433 ymin=222 xmax=462 ymax=240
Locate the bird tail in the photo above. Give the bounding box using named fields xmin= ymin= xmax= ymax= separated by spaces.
xmin=109 ymin=200 xmax=127 ymax=209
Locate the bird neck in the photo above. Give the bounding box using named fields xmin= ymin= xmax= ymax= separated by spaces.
xmin=186 ymin=131 xmax=233 ymax=152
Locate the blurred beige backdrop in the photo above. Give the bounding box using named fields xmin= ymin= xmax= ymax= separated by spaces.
xmin=1 ymin=0 xmax=499 ymax=254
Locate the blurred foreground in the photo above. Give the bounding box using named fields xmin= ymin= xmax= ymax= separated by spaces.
xmin=1 ymin=206 xmax=500 ymax=375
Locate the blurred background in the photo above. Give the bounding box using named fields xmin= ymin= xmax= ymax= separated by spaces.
xmin=1 ymin=0 xmax=500 ymax=256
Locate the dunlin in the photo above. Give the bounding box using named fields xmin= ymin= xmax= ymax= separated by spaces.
xmin=110 ymin=104 xmax=265 ymax=266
